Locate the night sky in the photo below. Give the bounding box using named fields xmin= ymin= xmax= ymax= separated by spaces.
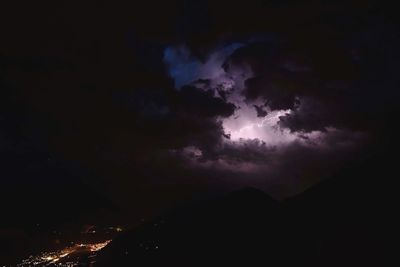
xmin=1 ymin=0 xmax=399 ymax=265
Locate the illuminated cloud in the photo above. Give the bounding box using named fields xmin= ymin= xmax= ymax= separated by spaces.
xmin=164 ymin=42 xmax=309 ymax=146
xmin=162 ymin=39 xmax=369 ymax=197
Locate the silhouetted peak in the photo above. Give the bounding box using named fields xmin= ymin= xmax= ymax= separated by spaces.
xmin=221 ymin=187 xmax=276 ymax=207
xmin=227 ymin=187 xmax=271 ymax=198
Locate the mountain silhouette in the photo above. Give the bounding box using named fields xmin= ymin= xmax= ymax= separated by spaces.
xmin=95 ymin=151 xmax=394 ymax=267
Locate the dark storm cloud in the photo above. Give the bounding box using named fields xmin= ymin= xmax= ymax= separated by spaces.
xmin=178 ymin=86 xmax=235 ymax=118
xmin=253 ymin=105 xmax=268 ymax=117
xmin=245 ymin=75 xmax=300 ymax=111
xmin=221 ymin=19 xmax=400 ymax=133
xmin=278 ymin=97 xmax=331 ymax=132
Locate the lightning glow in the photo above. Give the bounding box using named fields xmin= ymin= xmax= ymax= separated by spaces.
xmin=223 ymin=109 xmax=295 ymax=143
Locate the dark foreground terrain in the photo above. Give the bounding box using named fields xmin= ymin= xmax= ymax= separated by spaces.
xmin=94 ymin=148 xmax=395 ymax=267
